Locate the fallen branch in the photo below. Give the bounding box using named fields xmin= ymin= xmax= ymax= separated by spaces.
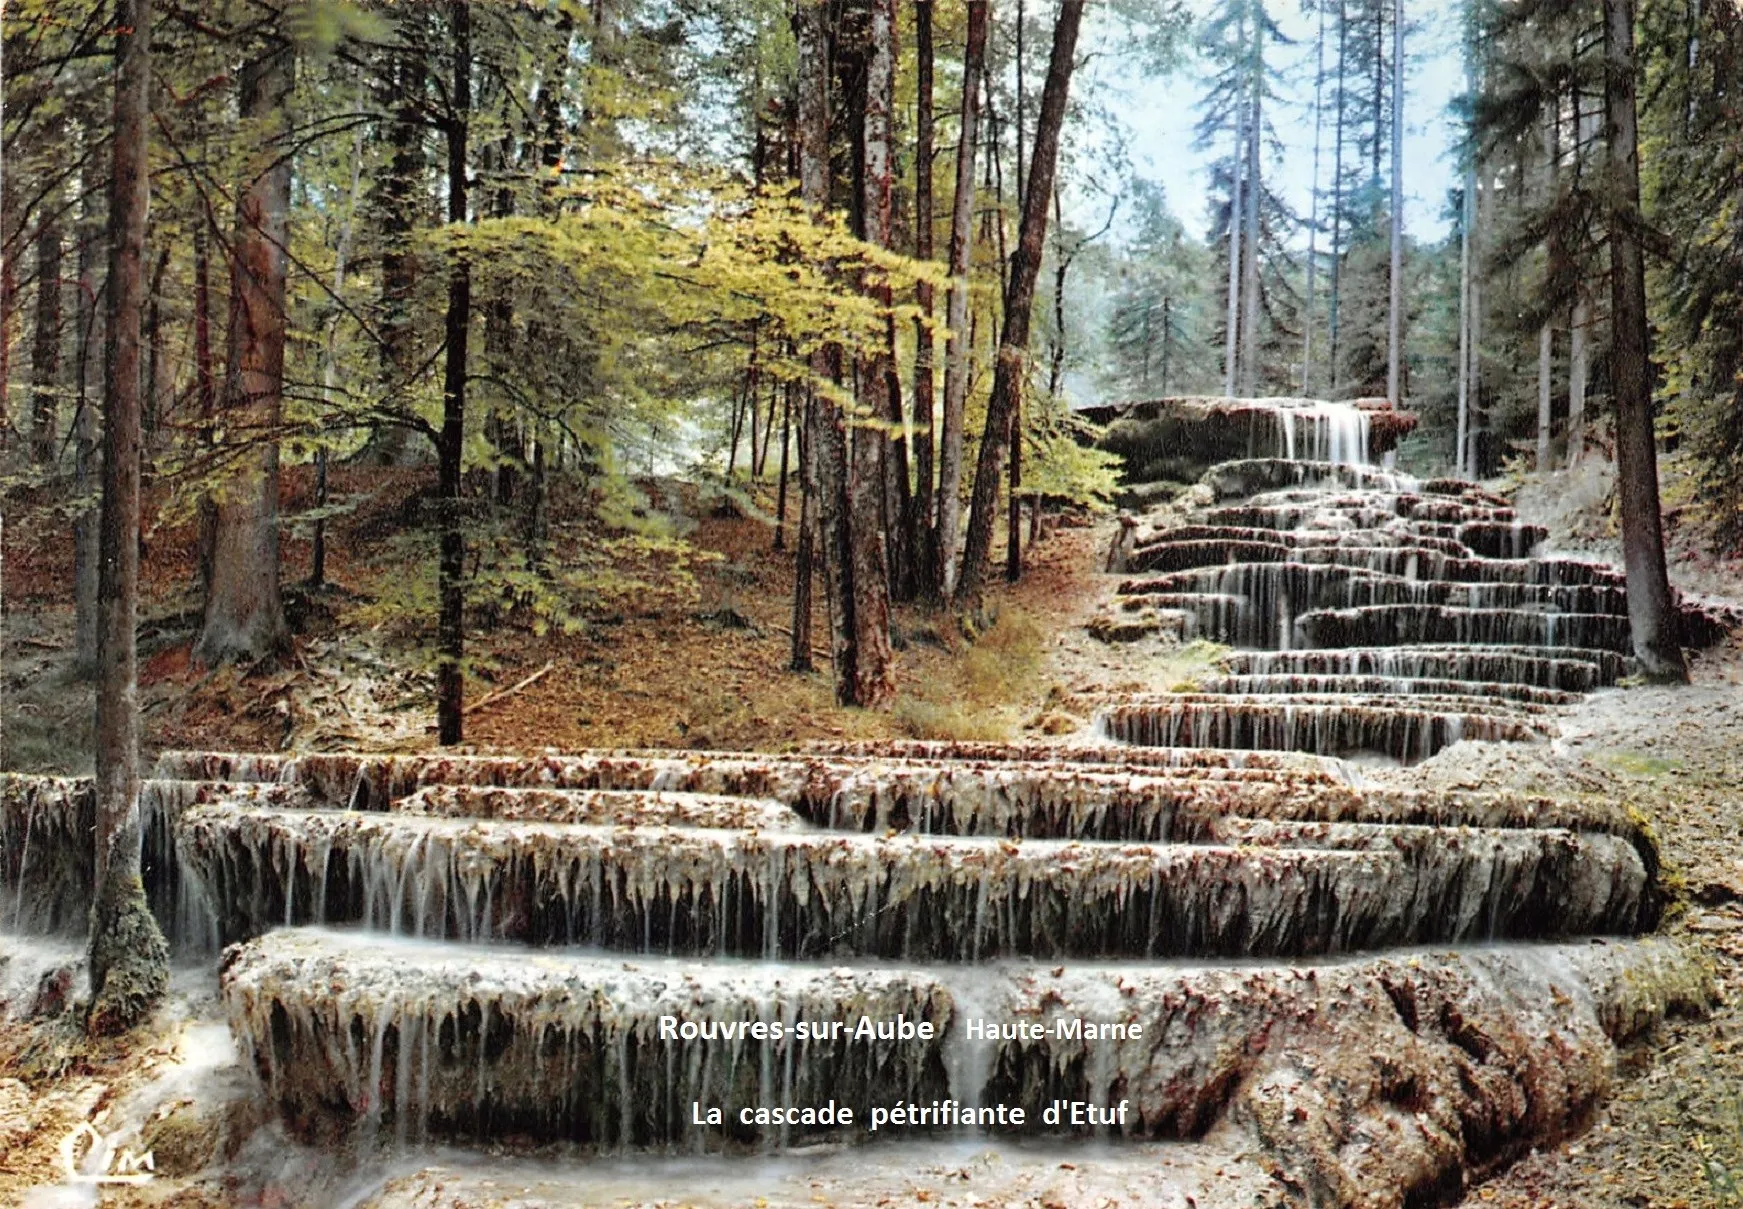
xmin=464 ymin=660 xmax=556 ymax=716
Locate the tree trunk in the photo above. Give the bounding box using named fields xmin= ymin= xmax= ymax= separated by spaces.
xmin=144 ymin=248 xmax=169 ymax=443
xmin=89 ymin=0 xmax=169 ymax=1037
xmin=1386 ymin=0 xmax=1404 ymax=405
xmin=1329 ymin=0 xmax=1348 ymax=390
xmin=1568 ymin=296 xmax=1587 ymax=465
xmin=791 ymin=393 xmax=816 ymax=673
xmin=193 ymin=216 xmax=216 ymax=593
xmin=1303 ymin=0 xmax=1327 ymax=395
xmin=1456 ymin=58 xmax=1473 ymax=475
xmin=955 ymin=0 xmax=1085 ymax=604
xmin=795 ymin=0 xmax=862 ymax=700
xmin=1603 ymin=0 xmax=1686 ymax=681
xmin=30 ymin=211 xmax=62 ymax=466
xmin=313 ymin=126 xmax=367 ymax=589
xmin=931 ymin=0 xmax=988 ymax=602
xmin=196 ymin=36 xmax=292 ymax=665
xmin=437 ymin=0 xmax=473 ymax=743
xmin=775 ymin=376 xmax=794 ymax=550
xmin=1537 ymin=323 xmax=1553 ymax=470
xmin=1222 ymin=6 xmax=1245 ymax=401
xmin=1006 ymin=382 xmax=1021 ymax=582
xmin=848 ymin=0 xmax=897 ymax=701
xmin=1238 ymin=56 xmax=1261 ymax=397
xmin=74 ymin=185 xmax=103 ymax=670
xmin=1537 ymin=97 xmax=1558 ymax=470
xmin=911 ymin=0 xmax=938 ymax=592
xmin=372 ymin=45 xmax=425 ymax=465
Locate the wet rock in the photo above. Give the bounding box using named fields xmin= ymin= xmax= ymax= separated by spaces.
xmin=0 ymin=1077 xmax=32 ymax=1153
xmin=221 ymin=928 xmax=1706 ymax=1179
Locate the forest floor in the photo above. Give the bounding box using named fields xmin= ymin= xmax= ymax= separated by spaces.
xmin=2 ymin=456 xmax=1742 ymax=1207
xmin=0 ymin=467 xmax=1133 ymax=776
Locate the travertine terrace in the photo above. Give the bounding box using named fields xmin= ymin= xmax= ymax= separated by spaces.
xmin=1 ymin=397 xmax=1731 ymax=1207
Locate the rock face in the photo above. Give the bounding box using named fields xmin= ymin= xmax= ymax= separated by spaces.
xmin=1086 ymin=397 xmax=1418 ymax=487
xmin=4 ymin=399 xmax=1733 ymax=1209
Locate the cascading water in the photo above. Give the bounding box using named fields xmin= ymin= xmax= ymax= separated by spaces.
xmin=7 ymin=395 xmax=1732 ymax=1209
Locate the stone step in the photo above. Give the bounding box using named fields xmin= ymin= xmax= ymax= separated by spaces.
xmin=153 ymin=749 xmax=1361 ymax=832
xmin=1200 ymin=457 xmax=1457 ymax=501
xmin=1097 ymin=696 xmax=1548 ymax=762
xmin=1220 ymin=645 xmax=1622 ymax=691
xmin=223 ymin=926 xmax=1708 ymax=1207
xmin=1295 ymin=604 xmax=1634 ymax=653
xmin=173 ymin=806 xmax=1649 ymax=958
xmin=1119 ymin=565 xmax=1631 ymax=618
xmin=1135 ymin=523 xmax=1473 ymax=558
xmin=1148 ymin=690 xmax=1558 ymax=718
xmin=1193 ymin=674 xmax=1580 ymax=706
xmin=396 ymin=785 xmax=804 ymax=830
xmin=800 ymin=739 xmax=1352 ymax=779
xmin=1129 ymin=539 xmax=1626 ymax=588
xmin=1236 ymin=488 xmax=1521 ymax=526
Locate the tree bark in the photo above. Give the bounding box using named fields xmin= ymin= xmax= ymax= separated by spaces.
xmin=848 ymin=0 xmax=897 ymax=701
xmin=372 ymin=43 xmax=425 ymax=465
xmin=775 ymin=376 xmax=794 ymax=550
xmin=1456 ymin=71 xmax=1473 ymax=475
xmin=314 ymin=126 xmax=367 ymax=589
xmin=790 ymin=394 xmax=816 ymax=671
xmin=437 ymin=0 xmax=473 ymax=743
xmin=910 ymin=0 xmax=938 ymax=592
xmin=193 ymin=216 xmax=217 ymax=593
xmin=1568 ymin=296 xmax=1587 ymax=464
xmin=1386 ymin=0 xmax=1404 ymax=405
xmin=1302 ymin=0 xmax=1328 ymax=395
xmin=795 ymin=0 xmax=860 ymax=699
xmin=196 ymin=35 xmax=292 ymax=664
xmin=1222 ymin=6 xmax=1246 ymax=401
xmin=90 ymin=0 xmax=169 ymax=1036
xmin=1537 ymin=97 xmax=1558 ymax=470
xmin=930 ymin=0 xmax=988 ymax=602
xmin=1603 ymin=0 xmax=1687 ymax=681
xmin=955 ymin=0 xmax=1085 ymax=605
xmin=74 ymin=185 xmax=103 ymax=670
xmin=1328 ymin=0 xmax=1348 ymax=391
xmin=1238 ymin=45 xmax=1261 ymax=397
xmin=30 ymin=210 xmax=62 ymax=466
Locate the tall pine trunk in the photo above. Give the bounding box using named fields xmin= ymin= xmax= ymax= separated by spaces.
xmin=74 ymin=161 xmax=105 ymax=669
xmin=849 ymin=0 xmax=897 ymax=702
xmin=1238 ymin=47 xmax=1261 ymax=397
xmin=90 ymin=0 xmax=169 ymax=1036
xmin=1568 ymin=297 xmax=1587 ymax=464
xmin=372 ymin=46 xmax=425 ymax=465
xmin=313 ymin=126 xmax=367 ymax=588
xmin=1603 ymin=0 xmax=1686 ymax=681
xmin=1328 ymin=0 xmax=1348 ymax=390
xmin=196 ymin=35 xmax=292 ymax=664
xmin=30 ymin=210 xmax=62 ymax=466
xmin=795 ymin=0 xmax=869 ymax=701
xmin=1222 ymin=6 xmax=1246 ymax=401
xmin=955 ymin=0 xmax=1085 ymax=604
xmin=931 ymin=0 xmax=988 ymax=602
xmin=1386 ymin=0 xmax=1404 ymax=405
xmin=437 ymin=0 xmax=473 ymax=743
xmin=910 ymin=0 xmax=938 ymax=592
xmin=1302 ymin=0 xmax=1328 ymax=395
xmin=1536 ymin=95 xmax=1558 ymax=469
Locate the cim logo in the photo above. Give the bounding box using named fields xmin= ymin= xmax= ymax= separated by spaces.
xmin=59 ymin=1121 xmax=155 ymax=1185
